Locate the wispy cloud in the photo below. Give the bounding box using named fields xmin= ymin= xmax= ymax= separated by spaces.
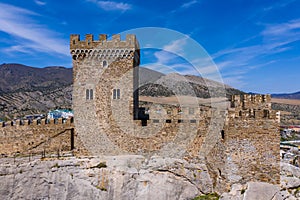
xmin=3 ymin=45 xmax=34 ymax=55
xmin=263 ymin=0 xmax=296 ymax=12
xmin=87 ymin=0 xmax=131 ymax=11
xmin=34 ymin=0 xmax=46 ymax=6
xmin=164 ymin=37 xmax=187 ymax=53
xmin=153 ymin=37 xmax=188 ymax=64
xmin=0 ymin=3 xmax=68 ymax=56
xmin=212 ymin=18 xmax=300 ymax=88
xmin=262 ymin=19 xmax=300 ymax=38
xmin=146 ymin=37 xmax=222 ymax=80
xmin=181 ymin=0 xmax=198 ymax=9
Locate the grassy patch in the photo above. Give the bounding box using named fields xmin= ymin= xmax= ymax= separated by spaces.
xmin=241 ymin=189 xmax=246 ymax=194
xmin=96 ymin=185 xmax=107 ymax=191
xmin=91 ymin=162 xmax=107 ymax=169
xmin=193 ymin=193 xmax=220 ymax=200
xmin=52 ymin=163 xmax=60 ymax=168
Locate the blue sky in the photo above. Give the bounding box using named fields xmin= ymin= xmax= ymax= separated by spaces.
xmin=0 ymin=0 xmax=299 ymax=93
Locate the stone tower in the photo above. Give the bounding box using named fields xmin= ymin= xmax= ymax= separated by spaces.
xmin=70 ymin=34 xmax=140 ymax=155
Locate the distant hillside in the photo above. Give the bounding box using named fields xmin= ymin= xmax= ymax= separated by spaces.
xmin=0 ymin=63 xmax=72 ymax=94
xmin=272 ymin=91 xmax=300 ymax=100
xmin=0 ymin=63 xmax=73 ymax=119
xmin=0 ymin=64 xmax=243 ymax=120
xmin=139 ymin=71 xmax=244 ymax=98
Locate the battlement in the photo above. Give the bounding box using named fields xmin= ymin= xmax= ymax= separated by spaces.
xmin=70 ymin=34 xmax=139 ymax=50
xmin=1 ymin=117 xmax=74 ymax=129
xmin=231 ymin=94 xmax=271 ymax=109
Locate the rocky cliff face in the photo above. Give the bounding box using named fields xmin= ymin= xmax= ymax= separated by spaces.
xmin=0 ymin=155 xmax=212 ymax=200
xmin=1 ymin=155 xmax=299 ymax=200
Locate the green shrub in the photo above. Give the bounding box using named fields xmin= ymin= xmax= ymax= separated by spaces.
xmin=91 ymin=162 xmax=107 ymax=169
xmin=193 ymin=193 xmax=220 ymax=200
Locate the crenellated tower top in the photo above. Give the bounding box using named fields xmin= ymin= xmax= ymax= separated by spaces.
xmin=231 ymin=94 xmax=271 ymax=109
xmin=70 ymin=34 xmax=139 ymax=50
xmin=70 ymin=34 xmax=140 ymax=65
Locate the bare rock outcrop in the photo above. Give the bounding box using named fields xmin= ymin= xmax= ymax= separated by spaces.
xmin=0 ymin=155 xmax=213 ymax=200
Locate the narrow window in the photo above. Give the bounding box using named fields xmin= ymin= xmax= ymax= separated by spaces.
xmin=89 ymin=89 xmax=93 ymax=100
xmin=86 ymin=89 xmax=89 ymax=100
xmin=113 ymin=89 xmax=120 ymax=99
xmin=166 ymin=119 xmax=172 ymax=123
xmin=87 ymin=40 xmax=91 ymax=45
xmin=113 ymin=89 xmax=116 ymax=99
xmin=153 ymin=119 xmax=159 ymax=123
xmin=178 ymin=119 xmax=183 ymax=123
xmin=190 ymin=119 xmax=196 ymax=123
xmin=264 ymin=110 xmax=270 ymax=118
xmin=103 ymin=60 xmax=107 ymax=67
xmin=221 ymin=130 xmax=225 ymax=140
xmin=73 ymin=40 xmax=76 ymax=45
xmin=117 ymin=89 xmax=120 ymax=99
xmin=86 ymin=89 xmax=93 ymax=100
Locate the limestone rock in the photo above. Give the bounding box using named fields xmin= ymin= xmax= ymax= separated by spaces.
xmin=281 ymin=162 xmax=300 ymax=178
xmin=243 ymin=182 xmax=280 ymax=200
xmin=281 ymin=176 xmax=300 ymax=189
xmin=0 ymin=156 xmax=212 ymax=200
xmin=220 ymin=183 xmax=245 ymax=200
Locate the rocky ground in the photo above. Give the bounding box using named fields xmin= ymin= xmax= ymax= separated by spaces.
xmin=0 ymin=154 xmax=300 ymax=200
xmin=0 ymin=155 xmax=212 ymax=200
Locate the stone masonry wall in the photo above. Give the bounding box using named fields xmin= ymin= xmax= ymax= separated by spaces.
xmin=0 ymin=118 xmax=82 ymax=157
xmin=206 ymin=95 xmax=280 ymax=192
xmin=70 ymin=34 xmax=280 ymax=192
xmin=71 ymin=34 xmax=140 ymax=155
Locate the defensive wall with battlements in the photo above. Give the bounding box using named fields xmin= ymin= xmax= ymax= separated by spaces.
xmin=0 ymin=118 xmax=88 ymax=157
xmin=0 ymin=33 xmax=280 ymax=194
xmin=69 ymin=33 xmax=280 ymax=192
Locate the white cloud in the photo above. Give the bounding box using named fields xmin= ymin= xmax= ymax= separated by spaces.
xmin=147 ymin=37 xmax=223 ymax=82
xmin=163 ymin=37 xmax=187 ymax=53
xmin=87 ymin=0 xmax=131 ymax=11
xmin=154 ymin=51 xmax=177 ymax=65
xmin=3 ymin=45 xmax=34 ymax=55
xmin=213 ymin=18 xmax=300 ymax=72
xmin=153 ymin=37 xmax=188 ymax=65
xmin=181 ymin=0 xmax=198 ymax=9
xmin=34 ymin=0 xmax=46 ymax=6
xmin=262 ymin=19 xmax=300 ymax=38
xmin=0 ymin=3 xmax=68 ymax=56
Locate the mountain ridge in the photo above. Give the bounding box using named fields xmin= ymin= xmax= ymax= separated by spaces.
xmin=0 ymin=63 xmax=243 ymax=119
xmin=0 ymin=63 xmax=72 ymax=94
xmin=272 ymin=91 xmax=300 ymax=100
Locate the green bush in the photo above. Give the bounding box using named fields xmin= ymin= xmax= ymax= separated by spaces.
xmin=91 ymin=162 xmax=107 ymax=168
xmin=193 ymin=193 xmax=220 ymax=200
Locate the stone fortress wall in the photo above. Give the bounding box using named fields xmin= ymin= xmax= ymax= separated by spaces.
xmin=0 ymin=118 xmax=81 ymax=157
xmin=0 ymin=33 xmax=280 ymax=193
xmin=207 ymin=94 xmax=280 ymax=191
xmin=70 ymin=34 xmax=280 ymax=190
